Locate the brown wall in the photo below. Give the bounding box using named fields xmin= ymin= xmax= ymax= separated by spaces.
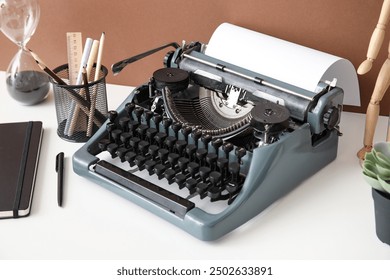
xmin=1 ymin=0 xmax=389 ymax=115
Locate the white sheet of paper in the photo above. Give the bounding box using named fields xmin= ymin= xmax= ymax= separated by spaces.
xmin=205 ymin=23 xmax=360 ymax=106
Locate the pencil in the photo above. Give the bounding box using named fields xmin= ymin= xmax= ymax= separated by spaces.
xmin=94 ymin=32 xmax=105 ymax=81
xmin=87 ymin=32 xmax=106 ymax=137
xmin=29 ymin=49 xmax=68 ymax=85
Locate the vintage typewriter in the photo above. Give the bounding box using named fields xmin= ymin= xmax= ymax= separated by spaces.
xmin=73 ymin=39 xmax=343 ymax=241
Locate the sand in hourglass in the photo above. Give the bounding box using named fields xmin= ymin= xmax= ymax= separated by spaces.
xmin=6 ymin=70 xmax=50 ymax=105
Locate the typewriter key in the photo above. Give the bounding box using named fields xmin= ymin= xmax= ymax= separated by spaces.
xmin=145 ymin=159 xmax=157 ymax=175
xmin=185 ymin=144 xmax=197 ymax=160
xmin=185 ymin=178 xmax=198 ymax=193
xmin=125 ymin=103 xmax=135 ymax=119
xmin=164 ymin=168 xmax=176 ymax=184
xmin=134 ymin=107 xmax=144 ymax=123
xmin=146 ymin=127 xmax=158 ymax=143
xmin=201 ymin=134 xmax=212 ymax=151
xmin=181 ymin=126 xmax=192 ymax=142
xmin=177 ymin=157 xmax=189 ymax=172
xmin=175 ymin=140 xmax=187 ymax=156
xmin=144 ymin=110 xmax=154 ymax=126
xmin=108 ymin=110 xmax=118 ymax=123
xmin=116 ymin=147 xmax=129 ymax=162
xmin=125 ymin=151 xmax=137 ymax=166
xmin=153 ymin=115 xmax=163 ymax=131
xmin=175 ymin=173 xmax=187 ymax=189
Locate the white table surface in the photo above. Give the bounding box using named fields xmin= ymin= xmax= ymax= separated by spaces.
xmin=0 ymin=71 xmax=389 ymax=260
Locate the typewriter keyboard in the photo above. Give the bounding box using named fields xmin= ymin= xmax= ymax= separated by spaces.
xmin=93 ymin=103 xmax=248 ymax=215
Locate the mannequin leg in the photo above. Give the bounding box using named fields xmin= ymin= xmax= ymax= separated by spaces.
xmin=357 ymin=57 xmax=390 ymax=160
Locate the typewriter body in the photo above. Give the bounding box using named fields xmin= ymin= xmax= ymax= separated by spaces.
xmin=73 ymin=41 xmax=343 ymax=241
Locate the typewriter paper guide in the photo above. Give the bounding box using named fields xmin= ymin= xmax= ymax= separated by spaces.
xmin=206 ymin=23 xmax=360 ymax=106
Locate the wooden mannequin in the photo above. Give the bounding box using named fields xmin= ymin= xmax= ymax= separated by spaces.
xmin=357 ymin=0 xmax=390 ymax=160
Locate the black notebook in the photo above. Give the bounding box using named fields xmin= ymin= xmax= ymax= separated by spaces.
xmin=0 ymin=121 xmax=43 ymax=219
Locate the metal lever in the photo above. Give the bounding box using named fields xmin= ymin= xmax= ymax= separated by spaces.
xmin=111 ymin=42 xmax=180 ymax=75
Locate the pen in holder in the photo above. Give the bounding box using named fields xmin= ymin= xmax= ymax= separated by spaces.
xmin=51 ymin=64 xmax=108 ymax=142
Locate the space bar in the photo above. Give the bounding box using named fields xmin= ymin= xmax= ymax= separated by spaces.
xmin=94 ymin=160 xmax=195 ymax=218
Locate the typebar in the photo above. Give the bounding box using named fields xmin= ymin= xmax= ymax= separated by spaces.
xmin=94 ymin=160 xmax=195 ymax=218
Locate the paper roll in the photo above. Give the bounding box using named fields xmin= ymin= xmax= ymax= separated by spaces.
xmin=205 ymin=23 xmax=360 ymax=106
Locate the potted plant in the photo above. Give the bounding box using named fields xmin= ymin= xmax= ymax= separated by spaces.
xmin=363 ymin=142 xmax=390 ymax=245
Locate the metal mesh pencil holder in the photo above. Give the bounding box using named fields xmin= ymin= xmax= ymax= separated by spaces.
xmin=51 ymin=64 xmax=108 ymax=142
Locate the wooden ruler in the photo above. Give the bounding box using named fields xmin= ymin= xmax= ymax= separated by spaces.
xmin=66 ymin=32 xmax=83 ymax=85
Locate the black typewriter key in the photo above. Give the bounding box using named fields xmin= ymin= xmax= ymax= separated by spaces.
xmin=185 ymin=144 xmax=197 ymax=160
xmin=154 ymin=132 xmax=167 ymax=147
xmin=168 ymin=153 xmax=180 ymax=168
xmin=145 ymin=159 xmax=157 ymax=175
xmin=125 ymin=103 xmax=135 ymax=119
xmin=153 ymin=115 xmax=163 ymax=131
xmin=164 ymin=168 xmax=176 ymax=184
xmin=217 ymin=158 xmax=229 ymax=176
xmin=107 ymin=143 xmax=119 ymax=158
xmin=222 ymin=142 xmax=234 ymax=159
xmin=201 ymin=134 xmax=212 ymax=150
xmin=164 ymin=135 xmax=177 ymax=152
xmin=175 ymin=140 xmax=187 ymax=156
xmin=163 ymin=118 xmax=172 ymax=134
xmin=158 ymin=148 xmax=169 ymax=163
xmin=196 ymin=182 xmax=208 ymax=198
xmin=111 ymin=128 xmax=122 ymax=144
xmin=128 ymin=120 xmax=139 ymax=133
xmin=206 ymin=153 xmax=218 ymax=170
xmin=136 ymin=124 xmax=149 ymax=140
xmin=171 ymin=122 xmax=182 ymax=138
xmin=118 ymin=116 xmax=130 ymax=132
xmin=208 ymin=186 xmax=221 ymax=200
xmin=187 ymin=162 xmax=199 ymax=178
xmin=144 ymin=110 xmax=154 ymax=126
xmin=235 ymin=147 xmax=247 ymax=164
xmin=209 ymin=171 xmax=222 ymax=186
xmin=181 ymin=126 xmax=192 ymax=142
xmin=228 ymin=162 xmax=240 ymax=183
xmin=134 ymin=107 xmax=144 ymax=123
xmin=125 ymin=151 xmax=137 ymax=166
xmin=146 ymin=127 xmax=158 ymax=144
xmin=175 ymin=173 xmax=187 ymax=189
xmin=108 ymin=110 xmax=118 ymax=123
xmin=106 ymin=122 xmax=116 ymax=142
xmin=199 ymin=166 xmax=211 ymax=182
xmin=138 ymin=140 xmax=149 ymax=156
xmin=191 ymin=130 xmax=202 ymax=147
xmin=120 ymin=132 xmax=132 ymax=148
xmin=148 ymin=145 xmax=159 ymax=159
xmin=98 ymin=138 xmax=111 ymax=152
xmin=212 ymin=138 xmax=223 ymax=154
xmin=154 ymin=163 xmax=166 ymax=179
xmin=134 ymin=155 xmax=146 ymax=170
xmin=185 ymin=178 xmax=198 ymax=193
xmin=196 ymin=148 xmax=208 ymax=164
xmin=177 ymin=157 xmax=189 ymax=172
xmin=116 ymin=147 xmax=129 ymax=162
xmin=129 ymin=137 xmax=141 ymax=151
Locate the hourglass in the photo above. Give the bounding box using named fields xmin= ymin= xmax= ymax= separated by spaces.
xmin=0 ymin=0 xmax=49 ymax=105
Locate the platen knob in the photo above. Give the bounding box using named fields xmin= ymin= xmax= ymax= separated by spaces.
xmin=323 ymin=106 xmax=340 ymax=130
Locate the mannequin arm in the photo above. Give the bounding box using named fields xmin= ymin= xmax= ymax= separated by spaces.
xmin=358 ymin=0 xmax=390 ymax=75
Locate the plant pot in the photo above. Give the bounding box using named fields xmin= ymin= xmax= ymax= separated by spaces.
xmin=372 ymin=188 xmax=390 ymax=245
